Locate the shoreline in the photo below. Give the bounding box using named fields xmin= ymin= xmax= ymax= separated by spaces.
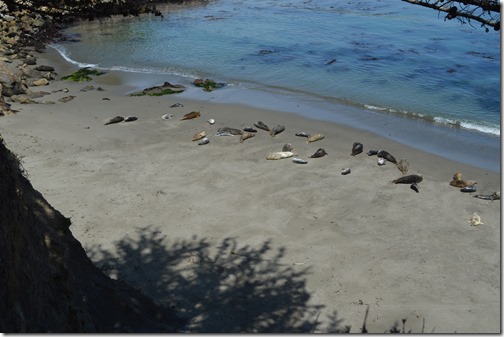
xmin=0 ymin=41 xmax=501 ymax=332
xmin=48 ymin=43 xmax=501 ymax=173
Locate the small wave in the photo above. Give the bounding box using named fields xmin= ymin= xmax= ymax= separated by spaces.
xmin=364 ymin=103 xmax=500 ymax=136
xmin=48 ymin=43 xmax=99 ymax=68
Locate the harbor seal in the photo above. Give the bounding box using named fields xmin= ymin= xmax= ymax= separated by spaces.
xmin=410 ymin=183 xmax=419 ymax=193
xmin=295 ymin=132 xmax=310 ymax=138
xmin=306 ymin=134 xmax=325 ymax=143
xmin=217 ymin=127 xmax=243 ymax=135
xmin=474 ymin=192 xmax=500 ymax=201
xmin=367 ymin=149 xmax=378 ymax=156
xmin=392 ymin=174 xmax=423 ymax=184
xmin=266 ymin=151 xmax=295 ymax=160
xmin=270 ymin=125 xmax=285 ymax=136
xmin=243 ymin=127 xmax=257 ymax=133
xmin=180 ymin=111 xmax=201 ymax=120
xmin=310 ymin=148 xmax=328 ymax=158
xmin=192 ymin=131 xmax=206 ymax=141
xmin=124 ymin=116 xmax=138 ymax=122
xmin=254 ymin=121 xmax=270 ymax=131
xmin=351 ymin=142 xmax=363 ymax=156
xmin=239 ymin=131 xmax=255 ymax=143
xmin=198 ymin=137 xmax=209 ymax=145
xmin=377 ymin=150 xmax=397 ymax=164
xmin=292 ymin=157 xmax=308 ymax=164
xmin=449 ymin=172 xmax=477 ymax=188
xmin=282 ymin=143 xmax=294 ymax=152
xmin=104 ymin=116 xmax=124 ymax=125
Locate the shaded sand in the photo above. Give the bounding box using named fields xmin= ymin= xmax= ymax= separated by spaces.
xmin=0 ymin=51 xmax=501 ymax=333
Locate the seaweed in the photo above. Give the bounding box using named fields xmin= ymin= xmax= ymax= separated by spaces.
xmin=61 ymin=67 xmax=106 ymax=82
xmin=193 ymin=78 xmax=225 ymax=92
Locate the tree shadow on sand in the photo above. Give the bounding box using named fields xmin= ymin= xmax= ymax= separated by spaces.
xmin=84 ymin=225 xmax=353 ymax=333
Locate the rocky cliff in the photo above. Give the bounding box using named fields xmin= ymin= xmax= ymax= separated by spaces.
xmin=0 ymin=136 xmax=186 ymax=332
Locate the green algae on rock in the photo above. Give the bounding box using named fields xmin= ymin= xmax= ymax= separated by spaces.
xmin=61 ymin=68 xmax=106 ymax=82
xmin=193 ymin=78 xmax=225 ymax=92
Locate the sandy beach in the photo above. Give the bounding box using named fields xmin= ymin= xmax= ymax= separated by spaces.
xmin=1 ymin=48 xmax=501 ymax=333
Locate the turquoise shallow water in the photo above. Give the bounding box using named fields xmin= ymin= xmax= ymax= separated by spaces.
xmin=51 ymin=0 xmax=501 ymax=171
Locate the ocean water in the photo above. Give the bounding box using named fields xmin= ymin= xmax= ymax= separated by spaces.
xmin=51 ymin=0 xmax=501 ymax=171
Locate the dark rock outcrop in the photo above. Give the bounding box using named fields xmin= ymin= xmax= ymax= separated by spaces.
xmin=0 ymin=136 xmax=186 ymax=332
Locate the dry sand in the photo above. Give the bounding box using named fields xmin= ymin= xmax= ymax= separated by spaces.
xmin=0 ymin=49 xmax=501 ymax=333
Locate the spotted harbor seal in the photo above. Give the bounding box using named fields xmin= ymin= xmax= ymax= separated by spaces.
xmin=254 ymin=121 xmax=270 ymax=131
xmin=377 ymin=150 xmax=397 ymax=164
xmin=367 ymin=149 xmax=378 ymax=156
xmin=270 ymin=125 xmax=285 ymax=137
xmin=124 ymin=116 xmax=138 ymax=122
xmin=266 ymin=151 xmax=295 ymax=160
xmin=239 ymin=132 xmax=255 ymax=143
xmin=282 ymin=143 xmax=294 ymax=152
xmin=295 ymin=132 xmax=310 ymax=138
xmin=351 ymin=142 xmax=363 ymax=156
xmin=104 ymin=116 xmax=124 ymax=125
xmin=474 ymin=192 xmax=500 ymax=201
xmin=180 ymin=111 xmax=201 ymax=120
xmin=243 ymin=127 xmax=257 ymax=133
xmin=310 ymin=148 xmax=328 ymax=158
xmin=198 ymin=137 xmax=209 ymax=145
xmin=217 ymin=127 xmax=243 ymax=136
xmin=392 ymin=174 xmax=423 ymax=184
xmin=292 ymin=157 xmax=308 ymax=164
xmin=306 ymin=134 xmax=325 ymax=144
xmin=192 ymin=131 xmax=207 ymax=141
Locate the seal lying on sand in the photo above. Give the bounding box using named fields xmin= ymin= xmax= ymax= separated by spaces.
xmin=292 ymin=158 xmax=308 ymax=164
xmin=295 ymin=132 xmax=310 ymax=138
xmin=239 ymin=132 xmax=255 ymax=143
xmin=124 ymin=116 xmax=138 ymax=122
xmin=307 ymin=134 xmax=325 ymax=143
xmin=180 ymin=111 xmax=201 ymax=120
xmin=392 ymin=174 xmax=423 ymax=184
xmin=474 ymin=192 xmax=500 ymax=200
xmin=217 ymin=127 xmax=243 ymax=136
xmin=254 ymin=121 xmax=270 ymax=131
xmin=192 ymin=131 xmax=206 ymax=141
xmin=282 ymin=143 xmax=294 ymax=152
xmin=351 ymin=142 xmax=363 ymax=156
xmin=377 ymin=150 xmax=397 ymax=164
xmin=310 ymin=148 xmax=328 ymax=158
xmin=270 ymin=125 xmax=285 ymax=136
xmin=105 ymin=116 xmax=124 ymax=125
xmin=449 ymin=172 xmax=477 ymax=188
xmin=266 ymin=151 xmax=295 ymax=160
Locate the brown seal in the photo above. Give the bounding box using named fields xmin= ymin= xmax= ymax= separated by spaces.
xmin=180 ymin=111 xmax=201 ymax=120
